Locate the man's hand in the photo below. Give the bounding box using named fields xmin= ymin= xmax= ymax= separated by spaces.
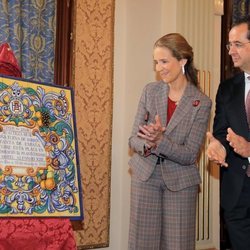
xmin=206 ymin=132 xmax=228 ymax=167
xmin=226 ymin=127 xmax=250 ymax=158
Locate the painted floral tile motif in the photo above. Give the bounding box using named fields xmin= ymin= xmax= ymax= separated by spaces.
xmin=0 ymin=75 xmax=83 ymax=219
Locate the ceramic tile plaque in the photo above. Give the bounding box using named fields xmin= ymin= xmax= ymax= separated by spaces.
xmin=0 ymin=75 xmax=83 ymax=219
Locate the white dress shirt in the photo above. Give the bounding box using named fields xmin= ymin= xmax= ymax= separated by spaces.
xmin=244 ymin=72 xmax=250 ymax=162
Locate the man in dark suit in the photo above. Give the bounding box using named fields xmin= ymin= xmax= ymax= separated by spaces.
xmin=207 ymin=15 xmax=250 ymax=250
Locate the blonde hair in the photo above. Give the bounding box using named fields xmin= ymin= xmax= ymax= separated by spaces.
xmin=154 ymin=33 xmax=198 ymax=87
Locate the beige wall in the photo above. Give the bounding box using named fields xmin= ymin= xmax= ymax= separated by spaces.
xmin=110 ymin=1 xmax=163 ymax=249
xmin=105 ymin=0 xmax=222 ymax=249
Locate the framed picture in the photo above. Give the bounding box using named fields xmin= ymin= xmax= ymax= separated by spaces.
xmin=0 ymin=75 xmax=83 ymax=219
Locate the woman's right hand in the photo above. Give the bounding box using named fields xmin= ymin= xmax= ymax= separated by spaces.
xmin=138 ymin=115 xmax=166 ymax=147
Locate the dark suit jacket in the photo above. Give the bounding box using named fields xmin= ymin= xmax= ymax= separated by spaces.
xmin=213 ymin=72 xmax=250 ymax=211
xmin=129 ymin=81 xmax=212 ymax=191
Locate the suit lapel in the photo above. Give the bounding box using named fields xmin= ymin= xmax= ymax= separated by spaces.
xmin=229 ymin=74 xmax=249 ymax=138
xmin=165 ymin=83 xmax=197 ymax=134
xmin=155 ymin=82 xmax=168 ymax=126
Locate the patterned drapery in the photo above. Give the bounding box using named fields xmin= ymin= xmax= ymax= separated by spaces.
xmin=232 ymin=0 xmax=250 ymax=23
xmin=0 ymin=0 xmax=56 ymax=84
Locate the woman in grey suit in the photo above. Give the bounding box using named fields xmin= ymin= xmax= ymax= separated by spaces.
xmin=128 ymin=33 xmax=212 ymax=250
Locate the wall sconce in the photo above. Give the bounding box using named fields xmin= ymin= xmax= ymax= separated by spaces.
xmin=214 ymin=0 xmax=224 ymax=16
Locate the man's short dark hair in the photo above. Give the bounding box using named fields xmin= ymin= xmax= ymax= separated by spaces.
xmin=232 ymin=15 xmax=250 ymax=40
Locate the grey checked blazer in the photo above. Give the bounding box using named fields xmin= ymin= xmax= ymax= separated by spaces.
xmin=129 ymin=81 xmax=212 ymax=191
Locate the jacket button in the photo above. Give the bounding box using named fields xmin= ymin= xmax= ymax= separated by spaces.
xmin=242 ymin=165 xmax=247 ymax=170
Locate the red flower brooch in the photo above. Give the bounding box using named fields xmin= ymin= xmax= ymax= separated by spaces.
xmin=192 ymin=100 xmax=200 ymax=107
